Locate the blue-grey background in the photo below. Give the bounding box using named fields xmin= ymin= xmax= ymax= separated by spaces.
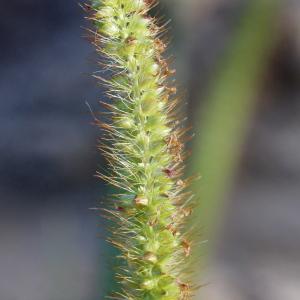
xmin=1 ymin=1 xmax=106 ymax=299
xmin=1 ymin=1 xmax=300 ymax=299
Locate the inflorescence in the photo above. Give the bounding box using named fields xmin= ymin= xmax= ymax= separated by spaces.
xmin=86 ymin=1 xmax=195 ymax=299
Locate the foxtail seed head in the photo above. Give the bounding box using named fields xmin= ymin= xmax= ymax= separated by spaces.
xmin=87 ymin=0 xmax=195 ymax=299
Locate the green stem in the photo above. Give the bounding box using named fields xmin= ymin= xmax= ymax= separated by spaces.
xmin=190 ymin=0 xmax=281 ymax=271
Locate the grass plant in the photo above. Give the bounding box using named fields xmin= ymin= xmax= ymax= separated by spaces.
xmin=85 ymin=1 xmax=195 ymax=299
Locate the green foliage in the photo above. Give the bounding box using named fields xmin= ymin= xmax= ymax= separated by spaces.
xmin=191 ymin=0 xmax=280 ymax=240
xmin=87 ymin=0 xmax=194 ymax=299
xmin=189 ymin=1 xmax=281 ymax=290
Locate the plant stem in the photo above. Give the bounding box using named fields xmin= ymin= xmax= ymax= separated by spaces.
xmin=190 ymin=0 xmax=281 ymax=275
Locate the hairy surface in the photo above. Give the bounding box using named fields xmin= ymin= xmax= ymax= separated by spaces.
xmin=87 ymin=0 xmax=194 ymax=299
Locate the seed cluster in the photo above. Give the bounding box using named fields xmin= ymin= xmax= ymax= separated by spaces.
xmin=87 ymin=1 xmax=194 ymax=299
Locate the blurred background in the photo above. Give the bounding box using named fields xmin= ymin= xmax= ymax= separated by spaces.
xmin=0 ymin=0 xmax=299 ymax=299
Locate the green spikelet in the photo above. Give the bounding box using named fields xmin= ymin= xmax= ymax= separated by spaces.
xmin=87 ymin=0 xmax=194 ymax=299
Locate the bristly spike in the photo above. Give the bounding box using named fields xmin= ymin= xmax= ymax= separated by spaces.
xmin=86 ymin=0 xmax=195 ymax=299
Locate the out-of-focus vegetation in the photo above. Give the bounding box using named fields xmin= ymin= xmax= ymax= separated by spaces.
xmin=190 ymin=0 xmax=281 ymax=282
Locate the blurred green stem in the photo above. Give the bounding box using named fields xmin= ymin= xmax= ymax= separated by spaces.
xmin=190 ymin=0 xmax=280 ymax=267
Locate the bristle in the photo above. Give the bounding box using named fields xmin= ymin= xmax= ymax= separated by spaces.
xmin=87 ymin=0 xmax=195 ymax=299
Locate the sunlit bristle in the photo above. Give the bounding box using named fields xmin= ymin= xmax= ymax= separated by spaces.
xmin=87 ymin=0 xmax=195 ymax=299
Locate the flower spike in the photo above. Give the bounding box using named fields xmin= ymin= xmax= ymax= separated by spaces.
xmin=86 ymin=1 xmax=195 ymax=299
